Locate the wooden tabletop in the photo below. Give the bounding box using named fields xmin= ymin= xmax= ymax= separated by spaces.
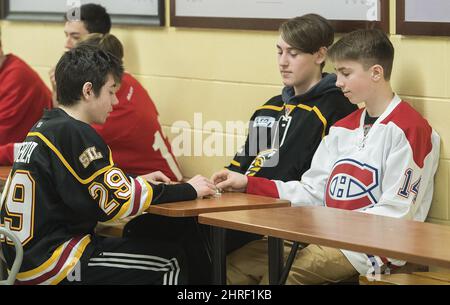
xmin=360 ymin=273 xmax=450 ymax=285
xmin=146 ymin=192 xmax=290 ymax=217
xmin=199 ymin=206 xmax=450 ymax=269
xmin=0 ymin=166 xmax=11 ymax=181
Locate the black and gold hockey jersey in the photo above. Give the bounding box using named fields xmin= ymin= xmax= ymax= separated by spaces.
xmin=0 ymin=108 xmax=196 ymax=285
xmin=227 ymin=73 xmax=357 ymax=181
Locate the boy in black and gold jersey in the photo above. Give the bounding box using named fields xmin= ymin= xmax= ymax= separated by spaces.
xmin=227 ymin=14 xmax=357 ymax=181
xmin=0 ymin=45 xmax=216 ymax=285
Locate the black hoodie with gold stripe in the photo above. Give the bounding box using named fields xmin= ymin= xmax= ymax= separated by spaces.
xmin=227 ymin=73 xmax=357 ymax=182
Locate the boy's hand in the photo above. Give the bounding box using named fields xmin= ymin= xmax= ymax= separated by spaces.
xmin=187 ymin=175 xmax=217 ymax=198
xmin=211 ymin=169 xmax=248 ymax=193
xmin=140 ymin=171 xmax=171 ymax=184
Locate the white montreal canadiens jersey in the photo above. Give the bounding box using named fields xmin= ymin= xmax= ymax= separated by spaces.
xmin=249 ymin=95 xmax=440 ymax=274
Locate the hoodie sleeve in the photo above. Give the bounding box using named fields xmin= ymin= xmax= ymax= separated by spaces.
xmin=246 ymin=132 xmax=336 ymax=206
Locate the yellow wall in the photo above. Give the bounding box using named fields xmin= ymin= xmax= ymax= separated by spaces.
xmin=1 ymin=0 xmax=449 ymax=225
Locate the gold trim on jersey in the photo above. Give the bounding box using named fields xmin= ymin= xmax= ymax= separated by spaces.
xmin=104 ymin=168 xmax=131 ymax=200
xmin=297 ymin=104 xmax=328 ymax=138
xmin=104 ymin=177 xmax=153 ymax=222
xmin=109 ymin=198 xmax=133 ymax=221
xmin=141 ymin=178 xmax=153 ymax=211
xmin=256 ymin=104 xmax=327 ymax=137
xmin=16 ymin=235 xmax=91 ymax=283
xmin=27 ymin=132 xmax=114 ymax=184
xmin=50 ymin=236 xmax=91 ymax=284
xmin=2 ymin=170 xmax=36 ymax=247
xmin=256 ymin=105 xmax=284 ymax=112
xmin=50 ymin=255 xmax=81 ymax=285
xmin=230 ymin=160 xmax=240 ymax=167
xmin=283 ymin=104 xmax=296 ymax=116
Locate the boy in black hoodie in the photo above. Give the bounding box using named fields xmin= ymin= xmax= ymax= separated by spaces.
xmin=227 ymin=14 xmax=357 ymax=181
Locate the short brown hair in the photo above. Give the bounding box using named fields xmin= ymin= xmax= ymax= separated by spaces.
xmin=77 ymin=33 xmax=124 ymax=60
xmin=279 ymin=14 xmax=334 ymax=54
xmin=328 ymin=29 xmax=394 ymax=80
xmin=279 ymin=14 xmax=334 ymax=69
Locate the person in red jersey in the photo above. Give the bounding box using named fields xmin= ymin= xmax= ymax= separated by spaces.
xmin=0 ymin=29 xmax=52 ymax=165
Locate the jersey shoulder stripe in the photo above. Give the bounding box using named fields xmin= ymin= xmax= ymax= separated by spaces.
xmin=27 ymin=131 xmax=114 ymax=184
xmin=380 ymin=101 xmax=433 ymax=168
xmin=297 ymin=104 xmax=328 ymax=138
xmin=255 ymin=95 xmax=284 ymax=112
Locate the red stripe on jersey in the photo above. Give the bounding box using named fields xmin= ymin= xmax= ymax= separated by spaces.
xmin=380 ymin=101 xmax=432 ymax=168
xmin=246 ymin=176 xmax=279 ymax=198
xmin=327 ymin=197 xmax=374 ymax=211
xmin=333 ymin=163 xmax=375 ymax=188
xmin=16 ymin=236 xmax=82 ymax=285
xmin=389 ymin=263 xmax=401 ymax=270
xmin=131 ymin=178 xmax=142 ymax=215
xmin=380 ymin=256 xmax=389 ymax=264
xmin=333 ymin=108 xmax=364 ymax=130
xmin=379 ymin=256 xmax=401 ymax=270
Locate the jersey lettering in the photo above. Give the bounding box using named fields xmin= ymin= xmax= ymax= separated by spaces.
xmin=1 ymin=170 xmax=35 ymax=246
xmin=15 ymin=142 xmax=38 ymax=164
xmin=88 ymin=168 xmax=131 ymax=215
xmin=253 ymin=116 xmax=276 ymax=128
xmin=79 ymin=146 xmax=103 ymax=168
xmin=398 ymin=168 xmax=421 ymax=204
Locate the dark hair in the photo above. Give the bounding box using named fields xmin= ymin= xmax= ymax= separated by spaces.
xmin=279 ymin=14 xmax=334 ymax=69
xmin=55 ymin=45 xmax=123 ymax=106
xmin=77 ymin=33 xmax=124 ymax=60
xmin=328 ymin=29 xmax=394 ymax=80
xmin=65 ymin=3 xmax=111 ymax=34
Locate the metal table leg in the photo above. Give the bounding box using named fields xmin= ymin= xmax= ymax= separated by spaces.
xmin=211 ymin=227 xmax=226 ymax=285
xmin=268 ymin=236 xmax=283 ymax=285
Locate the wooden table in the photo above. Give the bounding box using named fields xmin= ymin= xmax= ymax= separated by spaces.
xmin=199 ymin=206 xmax=450 ymax=284
xmin=360 ymin=272 xmax=450 ymax=285
xmin=97 ymin=193 xmax=289 ymax=237
xmin=146 ymin=192 xmax=290 ymax=217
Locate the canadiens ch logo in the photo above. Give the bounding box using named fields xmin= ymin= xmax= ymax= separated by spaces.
xmin=325 ymin=159 xmax=379 ymax=210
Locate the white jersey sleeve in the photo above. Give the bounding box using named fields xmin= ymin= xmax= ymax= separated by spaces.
xmin=275 ymin=134 xmax=337 ymax=206
xmin=362 ymin=128 xmax=440 ymax=221
xmin=245 ymin=131 xmax=337 ymax=206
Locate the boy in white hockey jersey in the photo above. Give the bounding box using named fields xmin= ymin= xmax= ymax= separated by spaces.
xmin=212 ymin=29 xmax=440 ymax=285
